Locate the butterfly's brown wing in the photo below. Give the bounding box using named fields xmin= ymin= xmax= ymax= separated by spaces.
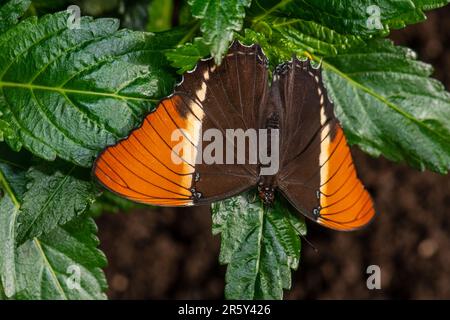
xmin=93 ymin=42 xmax=269 ymax=206
xmin=273 ymin=59 xmax=375 ymax=230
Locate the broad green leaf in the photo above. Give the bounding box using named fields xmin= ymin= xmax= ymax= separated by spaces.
xmin=147 ymin=0 xmax=173 ymax=32
xmin=322 ymin=39 xmax=450 ymax=173
xmin=283 ymin=0 xmax=417 ymax=36
xmin=166 ymin=37 xmax=210 ymax=73
xmin=0 ymin=11 xmax=176 ymax=167
xmin=0 ymin=0 xmax=31 ymax=33
xmin=13 ymin=215 xmax=107 ymax=300
xmin=0 ymin=145 xmax=29 ymax=298
xmin=240 ymin=17 xmax=364 ymax=67
xmin=268 ymin=18 xmax=364 ymax=57
xmin=249 ymin=0 xmax=449 ymax=37
xmin=16 ymin=164 xmax=99 ymax=245
xmin=0 ymin=144 xmax=107 ymax=299
xmin=415 ymin=0 xmax=450 ymax=10
xmin=188 ymin=0 xmax=251 ymax=64
xmin=212 ymin=191 xmax=306 ymax=299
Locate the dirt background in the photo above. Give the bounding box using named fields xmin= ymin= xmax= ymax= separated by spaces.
xmin=96 ymin=6 xmax=450 ymax=299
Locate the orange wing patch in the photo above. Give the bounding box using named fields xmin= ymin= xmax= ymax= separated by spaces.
xmin=94 ymin=96 xmax=203 ymax=206
xmin=317 ymin=125 xmax=375 ymax=230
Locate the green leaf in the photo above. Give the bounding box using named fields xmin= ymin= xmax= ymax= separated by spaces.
xmin=166 ymin=37 xmax=210 ymax=73
xmin=0 ymin=144 xmax=29 ymax=298
xmin=269 ymin=18 xmax=364 ymax=56
xmin=16 ymin=163 xmax=99 ymax=245
xmin=212 ymin=191 xmax=306 ymax=300
xmin=385 ymin=0 xmax=450 ymax=30
xmin=188 ymin=0 xmax=251 ymax=64
xmin=0 ymin=0 xmax=31 ymax=33
xmin=240 ymin=17 xmax=364 ymax=67
xmin=0 ymin=145 xmax=107 ymax=299
xmin=284 ymin=0 xmax=418 ymax=36
xmin=415 ymin=0 xmax=450 ymax=10
xmin=13 ymin=215 xmax=107 ymax=300
xmin=250 ymin=0 xmax=449 ymax=37
xmin=0 ymin=11 xmax=176 ymax=167
xmin=322 ymin=39 xmax=450 ymax=173
xmin=0 ymin=146 xmax=29 ymax=298
xmin=147 ymin=0 xmax=174 ymax=32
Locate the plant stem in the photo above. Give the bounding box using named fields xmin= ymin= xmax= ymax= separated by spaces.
xmin=0 ymin=169 xmax=19 ymax=208
xmin=177 ymin=22 xmax=200 ymax=46
xmin=28 ymin=3 xmax=37 ymax=17
xmin=252 ymin=0 xmax=293 ymax=24
xmin=0 ymin=81 xmax=158 ymax=103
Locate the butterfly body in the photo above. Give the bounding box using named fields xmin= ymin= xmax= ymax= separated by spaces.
xmin=93 ymin=41 xmax=375 ymax=231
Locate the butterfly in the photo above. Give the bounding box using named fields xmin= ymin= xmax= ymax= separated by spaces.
xmin=93 ymin=41 xmax=375 ymax=231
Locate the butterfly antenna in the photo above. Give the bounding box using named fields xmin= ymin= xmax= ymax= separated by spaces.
xmin=300 ymin=233 xmax=319 ymax=253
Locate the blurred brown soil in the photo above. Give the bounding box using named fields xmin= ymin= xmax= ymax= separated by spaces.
xmin=96 ymin=6 xmax=450 ymax=299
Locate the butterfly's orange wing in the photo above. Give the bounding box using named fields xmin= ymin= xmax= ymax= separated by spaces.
xmin=94 ymin=96 xmax=196 ymax=206
xmin=316 ymin=126 xmax=375 ymax=230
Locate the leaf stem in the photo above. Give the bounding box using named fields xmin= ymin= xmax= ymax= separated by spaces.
xmin=33 ymin=238 xmax=68 ymax=299
xmin=272 ymin=18 xmax=302 ymax=28
xmin=252 ymin=0 xmax=293 ymax=24
xmin=0 ymin=81 xmax=159 ymax=103
xmin=0 ymin=169 xmax=20 ymax=208
xmin=177 ymin=22 xmax=200 ymax=46
xmin=253 ymin=204 xmax=266 ymax=296
xmin=27 ymin=3 xmax=37 ymax=17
